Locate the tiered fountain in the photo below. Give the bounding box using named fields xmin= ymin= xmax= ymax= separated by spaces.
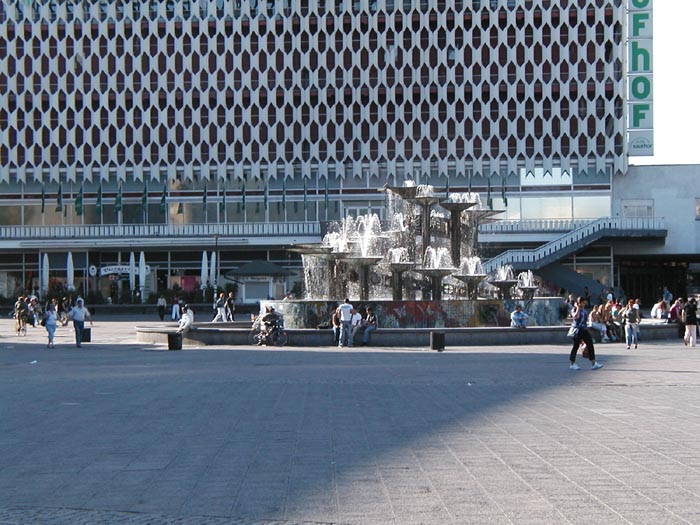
xmin=452 ymin=256 xmax=488 ymax=300
xmin=269 ymin=182 xmax=563 ymax=329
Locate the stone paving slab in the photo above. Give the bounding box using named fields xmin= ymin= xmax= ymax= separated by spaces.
xmin=1 ymin=318 xmax=700 ymax=524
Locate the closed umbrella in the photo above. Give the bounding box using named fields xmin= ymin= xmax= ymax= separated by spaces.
xmin=209 ymin=251 xmax=217 ymax=290
xmin=129 ymin=252 xmax=136 ymax=299
xmin=138 ymin=251 xmax=146 ymax=303
xmin=66 ymin=252 xmax=74 ymax=291
xmin=200 ymin=251 xmax=208 ymax=287
xmin=41 ymin=253 xmax=50 ymax=296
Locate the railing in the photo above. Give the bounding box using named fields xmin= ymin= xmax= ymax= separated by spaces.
xmin=483 ymin=216 xmax=666 ymax=272
xmin=479 ymin=219 xmax=593 ymax=234
xmin=0 ymin=222 xmax=322 ymax=240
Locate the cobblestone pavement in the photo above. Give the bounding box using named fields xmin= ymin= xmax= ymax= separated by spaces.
xmin=2 ymin=318 xmax=700 ymax=524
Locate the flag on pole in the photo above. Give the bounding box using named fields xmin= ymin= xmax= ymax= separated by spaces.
xmin=445 ymin=178 xmax=450 ymax=198
xmin=159 ymin=183 xmax=167 ymax=215
xmin=282 ymin=178 xmax=287 ymax=210
xmin=141 ymin=180 xmax=148 ymax=213
xmin=96 ymin=181 xmax=103 ymax=215
xmin=241 ymin=182 xmax=246 ymax=211
xmin=486 ymin=178 xmax=493 ymax=210
xmin=114 ymin=182 xmax=122 ymax=214
xmin=41 ymin=184 xmax=45 ymax=214
xmin=55 ymin=183 xmax=63 ymax=212
xmin=75 ymin=184 xmax=83 ymax=216
xmin=324 ymin=178 xmax=329 ymax=210
xmin=264 ymin=183 xmax=269 ymax=211
xmin=176 ymin=202 xmax=183 ymax=215
xmin=468 ymin=171 xmax=472 ymax=194
xmin=202 ymin=182 xmax=207 ymax=211
xmin=303 ymin=179 xmax=308 ymax=210
xmin=219 ymin=185 xmax=226 ymax=214
xmin=501 ymin=177 xmax=508 ymax=207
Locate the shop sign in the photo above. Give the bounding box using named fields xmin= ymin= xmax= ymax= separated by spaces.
xmin=627 ymin=0 xmax=653 ymax=156
xmin=99 ymin=265 xmax=151 ymax=276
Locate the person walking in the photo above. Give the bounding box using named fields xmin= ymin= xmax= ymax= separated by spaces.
xmin=225 ymin=291 xmax=236 ymax=321
xmin=621 ymin=299 xmax=640 ymax=350
xmin=683 ymin=297 xmax=698 ymax=347
xmin=171 ymin=297 xmax=181 ymax=321
xmin=156 ymin=295 xmax=167 ymax=321
xmin=43 ymin=301 xmax=58 ymax=348
xmin=336 ymin=298 xmax=354 ymax=348
xmin=63 ymin=298 xmax=93 ymax=348
xmin=212 ymin=292 xmax=227 ymax=322
xmin=13 ymin=296 xmax=29 ymax=336
xmin=569 ymin=297 xmax=604 ymax=371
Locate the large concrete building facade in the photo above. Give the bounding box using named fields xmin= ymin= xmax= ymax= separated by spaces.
xmin=0 ymin=0 xmax=692 ymax=305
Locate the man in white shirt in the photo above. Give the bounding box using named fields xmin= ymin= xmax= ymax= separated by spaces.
xmin=336 ymin=298 xmax=354 ymax=348
xmin=349 ymin=309 xmax=363 ymax=347
xmin=177 ymin=305 xmax=195 ymax=334
xmin=64 ymin=297 xmax=93 ymax=348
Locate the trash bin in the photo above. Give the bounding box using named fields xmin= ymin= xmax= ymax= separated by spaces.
xmin=430 ymin=331 xmax=445 ymax=352
xmin=167 ymin=332 xmax=182 ymax=351
xmin=81 ymin=327 xmax=91 ymax=343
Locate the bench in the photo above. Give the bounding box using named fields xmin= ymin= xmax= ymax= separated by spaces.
xmin=136 ymin=321 xmax=680 ymax=349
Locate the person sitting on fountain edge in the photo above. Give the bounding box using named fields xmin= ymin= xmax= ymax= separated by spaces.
xmin=510 ymin=304 xmax=529 ymax=328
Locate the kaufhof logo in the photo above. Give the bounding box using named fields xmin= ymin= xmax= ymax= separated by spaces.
xmin=629 ymin=136 xmax=653 ymax=151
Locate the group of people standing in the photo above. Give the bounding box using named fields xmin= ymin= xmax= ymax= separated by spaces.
xmin=331 ymin=298 xmax=377 ymax=347
xmin=12 ymin=295 xmax=92 ymax=349
xmin=568 ymin=286 xmax=700 ymax=370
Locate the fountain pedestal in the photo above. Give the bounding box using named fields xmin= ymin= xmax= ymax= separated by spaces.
xmin=518 ymin=286 xmax=538 ymax=300
xmin=414 ymin=268 xmax=455 ymax=301
xmin=439 ymin=200 xmax=477 ymax=267
xmin=491 ymin=279 xmax=518 ymax=300
xmin=389 ymin=262 xmax=416 ymax=301
xmin=382 ymin=187 xmax=440 ymax=266
xmin=343 ymin=256 xmax=383 ymax=301
xmin=452 ymin=274 xmax=487 ymax=300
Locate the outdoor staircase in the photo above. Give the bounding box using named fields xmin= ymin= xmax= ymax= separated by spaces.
xmin=483 ymin=216 xmax=667 ymax=274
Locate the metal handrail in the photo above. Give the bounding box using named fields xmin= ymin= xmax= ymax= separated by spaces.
xmin=483 ymin=216 xmax=666 ymax=272
xmin=479 ymin=219 xmax=593 ymax=233
xmin=0 ymin=222 xmax=322 ymax=240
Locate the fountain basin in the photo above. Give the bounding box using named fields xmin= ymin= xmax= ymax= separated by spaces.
xmin=261 ymin=298 xmax=566 ymax=330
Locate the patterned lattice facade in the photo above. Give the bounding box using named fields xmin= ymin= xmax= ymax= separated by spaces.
xmin=0 ymin=0 xmax=628 ymax=184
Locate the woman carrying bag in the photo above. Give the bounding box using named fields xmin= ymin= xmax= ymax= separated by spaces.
xmin=569 ymin=297 xmax=604 ymax=371
xmin=43 ymin=301 xmax=58 ymax=349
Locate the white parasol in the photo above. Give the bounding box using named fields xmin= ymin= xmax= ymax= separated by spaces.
xmin=138 ymin=251 xmax=146 ymax=303
xmin=209 ymin=251 xmax=217 ymax=289
xmin=41 ymin=253 xmax=49 ymax=296
xmin=66 ymin=252 xmax=74 ymax=291
xmin=129 ymin=252 xmax=136 ymax=296
xmin=200 ymin=251 xmax=208 ymax=288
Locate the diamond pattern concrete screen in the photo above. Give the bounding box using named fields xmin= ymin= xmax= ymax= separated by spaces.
xmin=0 ymin=1 xmax=627 ymax=183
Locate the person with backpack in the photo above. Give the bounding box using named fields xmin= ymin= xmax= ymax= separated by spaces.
xmin=569 ymin=297 xmax=604 ymax=371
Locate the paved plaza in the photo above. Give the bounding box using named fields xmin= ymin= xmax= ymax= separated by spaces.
xmin=1 ymin=317 xmax=700 ymax=524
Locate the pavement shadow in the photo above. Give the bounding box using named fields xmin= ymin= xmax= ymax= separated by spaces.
xmin=0 ymin=340 xmax=634 ymax=523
